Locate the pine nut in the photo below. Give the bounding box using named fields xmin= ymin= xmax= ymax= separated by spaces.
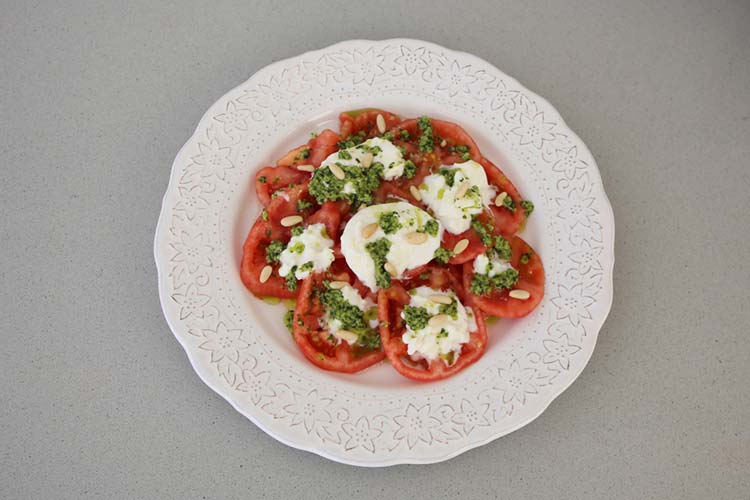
xmin=428 ymin=314 xmax=451 ymax=327
xmin=259 ymin=265 xmax=272 ymax=283
xmin=280 ymin=215 xmax=303 ymax=227
xmin=361 ymin=152 xmax=373 ymax=168
xmin=494 ymin=191 xmax=508 ymax=207
xmin=384 ymin=262 xmax=397 ymax=277
xmin=376 ymin=114 xmax=386 ymax=134
xmin=409 ymin=185 xmax=422 ymax=201
xmin=329 ymin=163 xmax=345 ymax=180
xmin=429 ymin=294 xmax=452 ymax=305
xmin=509 ymin=289 xmax=531 ymax=300
xmin=329 ymin=280 xmax=348 ymax=290
xmin=335 ymin=330 xmax=359 ymax=344
xmin=440 ymin=139 xmax=447 ymax=147
xmin=296 ymin=164 xmax=315 ymax=172
xmin=362 ymin=223 xmax=378 ymax=239
xmin=455 ymin=182 xmax=470 ymax=198
xmin=453 ymin=239 xmax=469 ymax=255
xmin=406 ymin=232 xmax=428 ymax=244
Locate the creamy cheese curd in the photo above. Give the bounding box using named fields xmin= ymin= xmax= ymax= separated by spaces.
xmin=473 ymin=253 xmax=516 ymax=277
xmin=340 ymin=201 xmax=442 ymax=291
xmin=320 ymin=137 xmax=406 ymax=180
xmin=277 ymin=223 xmax=334 ymax=280
xmin=322 ymin=283 xmax=378 ymax=343
xmin=400 ymin=286 xmax=477 ymax=363
xmin=419 ymin=160 xmax=496 ymax=234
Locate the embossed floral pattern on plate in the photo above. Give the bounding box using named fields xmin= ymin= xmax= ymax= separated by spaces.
xmin=155 ymin=39 xmax=614 ymax=466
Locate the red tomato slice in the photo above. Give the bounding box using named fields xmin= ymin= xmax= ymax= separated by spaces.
xmin=293 ymin=271 xmax=385 ymax=373
xmin=393 ymin=117 xmax=482 ymax=163
xmin=463 ymin=236 xmax=544 ymax=318
xmin=339 ymin=109 xmax=401 ymax=138
xmin=478 ymin=157 xmax=525 ymax=235
xmin=306 ymin=200 xmax=350 ymax=241
xmin=307 ymin=129 xmax=339 ymax=167
xmin=377 ymin=283 xmax=487 ymax=381
xmin=240 ymin=218 xmax=296 ymax=299
xmin=255 ymin=165 xmax=309 ymax=207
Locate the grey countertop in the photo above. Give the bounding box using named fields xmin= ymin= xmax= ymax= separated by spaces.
xmin=2 ymin=1 xmax=749 ymax=498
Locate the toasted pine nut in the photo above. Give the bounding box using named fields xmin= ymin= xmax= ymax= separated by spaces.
xmin=329 ymin=280 xmax=348 ymax=290
xmin=296 ymin=164 xmax=315 ymax=172
xmin=509 ymin=289 xmax=531 ymax=300
xmin=409 ymin=185 xmax=422 ymax=201
xmin=259 ymin=265 xmax=272 ymax=283
xmin=329 ymin=163 xmax=345 ymax=180
xmin=453 ymin=239 xmax=469 ymax=255
xmin=429 ymin=294 xmax=452 ymax=305
xmin=376 ymin=114 xmax=386 ymax=134
xmin=406 ymin=232 xmax=428 ymax=244
xmin=361 ymin=152 xmax=373 ymax=168
xmin=428 ymin=314 xmax=450 ymax=327
xmin=280 ymin=215 xmax=303 ymax=227
xmin=440 ymin=139 xmax=447 ymax=147
xmin=362 ymin=223 xmax=378 ymax=239
xmin=494 ymin=191 xmax=508 ymax=207
xmin=455 ymin=182 xmax=470 ymax=199
xmin=335 ymin=330 xmax=359 ymax=344
xmin=384 ymin=262 xmax=397 ymax=277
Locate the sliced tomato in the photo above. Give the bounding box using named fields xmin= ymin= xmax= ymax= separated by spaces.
xmin=307 ymin=200 xmax=350 ymax=241
xmin=431 ymin=119 xmax=482 ymax=162
xmin=263 ymin=183 xmax=310 ymax=225
xmin=478 ymin=157 xmax=524 ymax=235
xmin=463 ymin=236 xmax=544 ymax=318
xmin=293 ymin=271 xmax=385 ymax=373
xmin=401 ymin=264 xmax=465 ymax=297
xmin=339 ymin=109 xmax=401 ymax=139
xmin=307 ymin=129 xmax=339 ymax=166
xmin=378 ymin=283 xmax=487 ymax=381
xmin=240 ymin=218 xmax=296 ymax=299
xmin=255 ymin=165 xmax=309 ymax=207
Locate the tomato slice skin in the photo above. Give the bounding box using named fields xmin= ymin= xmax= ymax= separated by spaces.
xmin=478 ymin=157 xmax=525 ymax=236
xmin=307 ymin=129 xmax=339 ymax=167
xmin=240 ymin=217 xmax=296 ymax=299
xmin=339 ymin=109 xmax=401 ymax=138
xmin=255 ymin=165 xmax=309 ymax=207
xmin=463 ymin=236 xmax=545 ymax=318
xmin=293 ymin=272 xmax=385 ymax=373
xmin=377 ymin=278 xmax=487 ymax=382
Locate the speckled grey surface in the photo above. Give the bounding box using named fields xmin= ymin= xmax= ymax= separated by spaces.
xmin=2 ymin=0 xmax=749 ymax=498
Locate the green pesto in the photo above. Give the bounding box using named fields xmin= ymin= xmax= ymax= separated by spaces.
xmin=338 ymin=150 xmax=352 ymax=160
xmin=288 ymin=241 xmax=305 ymax=254
xmin=290 ymin=225 xmax=304 ymax=237
xmin=297 ymin=199 xmax=313 ymax=211
xmin=470 ymin=268 xmax=519 ymax=296
xmin=283 ymin=310 xmax=295 ymax=334
xmin=520 ymin=252 xmax=532 ymax=265
xmin=258 ymin=175 xmax=267 ymax=184
xmin=319 ymin=288 xmax=380 ymax=349
xmin=502 ymin=195 xmax=516 ymax=213
xmin=421 ymin=219 xmax=439 ymax=237
xmin=298 ymin=148 xmax=311 ymax=159
xmin=417 ymin=116 xmax=434 ymax=153
xmin=520 ymin=200 xmax=534 ymax=217
xmin=365 ymin=237 xmax=392 ymax=289
xmin=433 ymin=247 xmax=453 ymax=264
xmin=403 ymin=305 xmax=430 ymax=331
xmin=378 ymin=211 xmax=402 ymax=234
xmin=265 ymin=241 xmax=285 ymax=263
xmin=400 ymin=129 xmax=410 ymax=140
xmin=450 ymin=144 xmax=470 ymax=153
xmin=493 ymin=235 xmax=512 ymax=260
xmin=308 ymin=162 xmax=384 ymax=206
xmin=461 ymin=152 xmax=471 ymax=161
xmin=403 ymin=160 xmax=417 ymax=179
xmin=337 ymin=131 xmax=366 ymax=149
xmin=381 ymin=131 xmax=395 ymax=141
xmin=298 ymin=261 xmax=314 ymax=273
xmin=438 ymin=168 xmax=457 ymax=187
xmin=438 ymin=298 xmax=458 ymax=319
xmin=469 ymin=273 xmax=492 ymax=295
xmin=436 ymin=328 xmax=449 ymax=339
xmin=285 ymin=267 xmax=298 ymax=291
xmin=261 ymin=209 xmax=269 ymax=221
xmin=471 ymin=217 xmax=495 ymax=246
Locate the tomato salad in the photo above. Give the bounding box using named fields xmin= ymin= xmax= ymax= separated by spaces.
xmin=241 ymin=109 xmax=544 ymax=381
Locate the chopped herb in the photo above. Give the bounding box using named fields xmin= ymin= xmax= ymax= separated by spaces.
xmin=261 ymin=209 xmax=269 ymax=221
xmin=365 ymin=237 xmax=392 ymax=289
xmin=265 ymin=241 xmax=285 ymax=263
xmin=320 ymin=287 xmax=380 ymax=348
xmin=503 ymin=195 xmax=516 ymax=213
xmin=438 ymin=168 xmax=457 ymax=187
xmin=400 ymin=129 xmax=410 ymax=140
xmin=288 ymin=241 xmax=305 ymax=253
xmin=451 ymin=144 xmax=470 ymax=153
xmin=471 ymin=217 xmax=495 ymax=246
xmin=338 ymin=150 xmax=352 ymax=160
xmin=417 ymin=116 xmax=434 ymax=153
xmin=520 ymin=200 xmax=534 ymax=217
xmin=520 ymin=252 xmax=532 ymax=265
xmin=461 ymin=152 xmax=471 ymax=161
xmin=283 ymin=310 xmax=295 ymax=334
xmin=297 ymin=199 xmax=313 ymax=211
xmin=403 ymin=306 xmax=430 ymax=331
xmin=381 ymin=131 xmax=394 ymax=141
xmin=298 ymin=148 xmax=311 ymax=159
xmin=493 ymin=235 xmax=512 ymax=260
xmin=298 ymin=261 xmax=314 ymax=273
xmin=337 ymin=131 xmax=366 ymax=149
xmin=470 ymin=273 xmax=492 ymax=295
xmin=433 ymin=247 xmax=453 ymax=264
xmin=270 ymin=190 xmax=280 ymax=200
xmin=310 ymin=131 xmax=318 ymax=139
xmin=470 ymin=268 xmax=519 ymax=295
xmin=258 ymin=175 xmax=267 ymax=184
xmin=403 ymin=160 xmax=417 ymax=179
xmin=290 ymin=226 xmax=304 ymax=237
xmin=438 ymin=298 xmax=458 ymax=319
xmin=491 ymin=268 xmax=519 ymax=290
xmin=378 ymin=211 xmax=402 ymax=234
xmin=285 ymin=268 xmax=298 ymax=291
xmin=420 ymin=219 xmax=439 ymax=237
xmin=308 ymin=161 xmax=384 ymax=206
xmin=436 ymin=328 xmax=449 ymax=339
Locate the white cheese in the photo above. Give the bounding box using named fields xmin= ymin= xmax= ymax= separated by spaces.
xmin=320 ymin=137 xmax=406 ymax=180
xmin=277 ymin=223 xmax=334 ymax=280
xmin=419 ymin=159 xmax=496 ymax=234
xmin=473 ymin=253 xmax=515 ymax=277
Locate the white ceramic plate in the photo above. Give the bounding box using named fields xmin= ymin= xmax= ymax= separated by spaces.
xmin=155 ymin=39 xmax=614 ymax=466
